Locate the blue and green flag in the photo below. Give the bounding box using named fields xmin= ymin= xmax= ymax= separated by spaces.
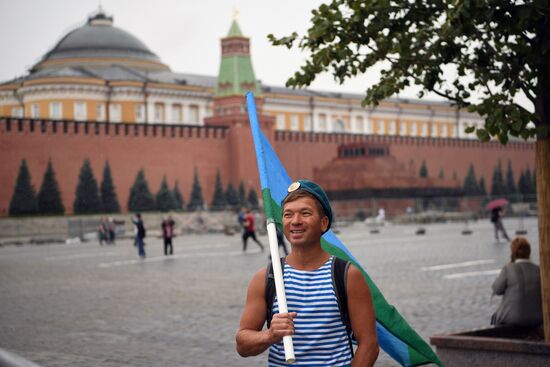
xmin=246 ymin=92 xmax=442 ymax=367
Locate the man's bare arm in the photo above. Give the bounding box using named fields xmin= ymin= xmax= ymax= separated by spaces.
xmin=235 ymin=268 xmax=296 ymax=357
xmin=347 ymin=265 xmax=379 ymax=366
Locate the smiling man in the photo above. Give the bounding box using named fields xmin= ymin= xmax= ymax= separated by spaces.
xmin=236 ymin=180 xmax=379 ymax=366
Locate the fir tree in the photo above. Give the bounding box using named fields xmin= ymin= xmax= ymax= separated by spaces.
xmin=463 ymin=164 xmax=479 ymax=196
xmin=156 ymin=176 xmax=176 ymax=212
xmin=419 ymin=160 xmax=428 ymax=178
xmin=479 ymin=177 xmax=487 ymax=196
xmin=525 ymin=167 xmax=536 ymax=196
xmin=225 ymin=182 xmax=239 ymax=209
xmin=491 ymin=160 xmax=506 ymax=197
xmin=127 ymin=169 xmax=155 ymax=212
xmin=438 ymin=168 xmax=444 ymax=179
xmin=210 ymin=169 xmax=226 ymax=211
xmin=238 ymin=180 xmax=246 ymax=207
xmin=247 ymin=188 xmax=259 ymax=210
xmin=173 ymin=180 xmax=185 ymax=211
xmin=9 ymin=159 xmax=38 ymax=215
xmin=73 ymin=159 xmax=101 ymax=214
xmin=100 ymin=161 xmax=120 ymax=213
xmin=37 ymin=160 xmax=64 ymax=214
xmin=505 ymin=160 xmax=517 ymax=200
xmin=187 ymin=168 xmax=204 ymax=211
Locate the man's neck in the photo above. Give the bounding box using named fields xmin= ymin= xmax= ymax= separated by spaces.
xmin=286 ymin=244 xmax=330 ymax=271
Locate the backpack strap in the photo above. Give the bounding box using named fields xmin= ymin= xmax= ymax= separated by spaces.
xmin=265 ymin=257 xmax=285 ymax=329
xmin=332 ymin=257 xmax=354 ymax=355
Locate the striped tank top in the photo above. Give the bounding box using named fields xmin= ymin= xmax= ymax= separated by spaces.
xmin=268 ymin=256 xmax=353 ymax=366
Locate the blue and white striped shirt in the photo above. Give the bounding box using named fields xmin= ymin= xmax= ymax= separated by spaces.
xmin=268 ymin=257 xmax=353 ymax=366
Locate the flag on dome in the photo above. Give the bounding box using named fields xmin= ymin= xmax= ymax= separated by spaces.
xmin=246 ymin=92 xmax=442 ymax=367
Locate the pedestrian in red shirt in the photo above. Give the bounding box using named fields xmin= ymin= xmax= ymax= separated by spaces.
xmin=242 ymin=208 xmax=264 ymax=252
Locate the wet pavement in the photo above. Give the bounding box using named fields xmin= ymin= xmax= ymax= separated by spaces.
xmin=0 ymin=217 xmax=539 ymax=366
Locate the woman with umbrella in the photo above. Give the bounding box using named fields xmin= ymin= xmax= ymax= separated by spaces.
xmin=487 ymin=199 xmax=511 ymax=242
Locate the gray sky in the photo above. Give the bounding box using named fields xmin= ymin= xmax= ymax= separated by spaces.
xmin=0 ymin=0 xmax=404 ymax=97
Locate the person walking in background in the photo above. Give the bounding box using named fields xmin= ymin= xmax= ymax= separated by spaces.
xmin=97 ymin=217 xmax=108 ymax=245
xmin=161 ymin=215 xmax=175 ymax=256
xmin=491 ymin=206 xmax=510 ymax=242
xmin=242 ymin=208 xmax=264 ymax=252
xmin=491 ymin=237 xmax=542 ymax=328
xmin=132 ymin=213 xmax=146 ymax=259
xmin=107 ymin=217 xmax=116 ymax=244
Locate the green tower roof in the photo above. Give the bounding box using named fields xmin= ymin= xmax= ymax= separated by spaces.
xmin=216 ymin=20 xmax=261 ymax=97
xmin=227 ymin=20 xmax=243 ymax=37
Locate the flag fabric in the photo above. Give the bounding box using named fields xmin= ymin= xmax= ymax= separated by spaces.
xmin=246 ymin=92 xmax=442 ymax=367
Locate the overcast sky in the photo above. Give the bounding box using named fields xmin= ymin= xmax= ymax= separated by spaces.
xmin=1 ymin=0 xmax=429 ymax=99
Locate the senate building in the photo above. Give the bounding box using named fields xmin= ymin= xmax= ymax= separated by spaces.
xmin=0 ymin=9 xmax=534 ymax=216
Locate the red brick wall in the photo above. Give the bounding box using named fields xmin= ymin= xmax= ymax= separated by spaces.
xmin=0 ymin=119 xmax=536 ymax=216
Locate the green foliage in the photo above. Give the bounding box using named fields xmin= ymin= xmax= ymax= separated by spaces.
xmin=127 ymin=169 xmax=155 ymax=212
xmin=188 ymin=168 xmax=204 ymax=211
xmin=238 ymin=180 xmax=246 ymax=207
xmin=491 ymin=160 xmax=506 ymax=197
xmin=9 ymin=159 xmax=38 ymax=215
xmin=173 ymin=180 xmax=185 ymax=211
xmin=156 ymin=176 xmax=176 ymax=212
xmin=37 ymin=160 xmax=64 ymax=214
xmin=73 ymin=159 xmax=101 ymax=214
xmin=419 ymin=160 xmax=428 ymax=178
xmin=463 ymin=164 xmax=479 ymax=196
xmin=269 ymin=0 xmax=550 ymax=141
xmin=100 ymin=161 xmax=120 ymax=213
xmin=247 ymin=188 xmax=259 ymax=210
xmin=479 ymin=176 xmax=487 ymax=196
xmin=225 ymin=182 xmax=240 ymax=209
xmin=210 ymin=169 xmax=226 ymax=211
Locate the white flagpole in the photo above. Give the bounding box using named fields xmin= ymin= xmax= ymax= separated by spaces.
xmin=266 ymin=219 xmax=295 ymax=364
xmin=245 ymin=92 xmax=295 ymax=363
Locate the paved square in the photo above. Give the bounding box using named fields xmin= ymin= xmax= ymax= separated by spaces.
xmin=0 ymin=217 xmax=539 ymax=366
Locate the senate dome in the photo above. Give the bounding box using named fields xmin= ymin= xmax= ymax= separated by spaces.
xmin=33 ymin=11 xmax=168 ymax=71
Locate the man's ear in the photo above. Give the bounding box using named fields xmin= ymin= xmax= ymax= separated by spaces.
xmin=320 ymin=216 xmax=329 ymax=232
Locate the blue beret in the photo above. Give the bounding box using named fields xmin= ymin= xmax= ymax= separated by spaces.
xmin=282 ymin=179 xmax=333 ymax=233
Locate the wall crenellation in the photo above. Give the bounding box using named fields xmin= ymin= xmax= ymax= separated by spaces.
xmin=0 ymin=118 xmax=229 ymax=140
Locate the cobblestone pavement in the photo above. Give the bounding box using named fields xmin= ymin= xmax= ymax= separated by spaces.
xmin=0 ymin=217 xmax=539 ymax=366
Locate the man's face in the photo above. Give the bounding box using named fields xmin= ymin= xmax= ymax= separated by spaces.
xmin=282 ymin=196 xmax=328 ymax=248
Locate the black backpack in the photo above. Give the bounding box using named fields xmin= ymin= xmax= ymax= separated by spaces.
xmin=265 ymin=257 xmax=355 ymax=355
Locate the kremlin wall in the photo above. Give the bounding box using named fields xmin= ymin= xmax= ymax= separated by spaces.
xmin=0 ymin=10 xmax=535 ymax=216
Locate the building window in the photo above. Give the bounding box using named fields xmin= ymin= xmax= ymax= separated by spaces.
xmin=421 ymin=122 xmax=428 ymax=137
xmin=135 ymin=104 xmax=146 ymax=123
xmin=49 ymin=102 xmax=62 ymax=119
xmin=290 ymin=115 xmax=299 ymax=131
xmin=399 ymin=121 xmax=406 ymax=136
xmin=388 ymin=120 xmax=396 ymax=135
xmin=276 ymin=113 xmax=285 ymax=130
xmin=154 ymin=103 xmax=165 ymax=123
xmin=189 ymin=105 xmax=199 ymax=124
xmin=172 ymin=104 xmax=182 ymax=123
xmin=430 ymin=122 xmax=437 ymax=137
xmin=11 ymin=107 xmax=24 ymax=118
xmin=355 ymin=116 xmax=364 ymax=133
xmin=366 ymin=119 xmax=373 ymax=134
xmin=96 ymin=104 xmax=106 ymax=122
xmin=441 ymin=123 xmax=448 ymax=137
xmin=318 ymin=114 xmax=327 ymax=131
xmin=410 ymin=122 xmax=418 ymax=136
xmin=31 ymin=104 xmax=40 ymax=118
xmin=450 ymin=124 xmax=458 ymax=137
xmin=334 ymin=119 xmax=345 ymax=133
xmin=304 ymin=115 xmax=312 ymax=131
xmin=377 ymin=120 xmax=385 ymax=135
xmin=109 ymin=104 xmax=121 ymax=123
xmin=74 ymin=102 xmax=87 ymax=121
